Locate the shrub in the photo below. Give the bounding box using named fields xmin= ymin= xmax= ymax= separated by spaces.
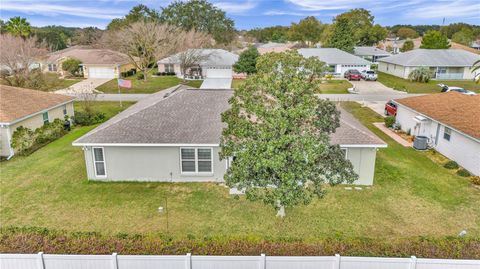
xmin=470 ymin=176 xmax=480 ymax=185
xmin=384 ymin=116 xmax=395 ymax=128
xmin=443 ymin=161 xmax=459 ymax=170
xmin=456 ymin=169 xmax=471 ymax=177
xmin=11 ymin=119 xmax=67 ymax=156
xmin=74 ymin=111 xmax=106 ymax=126
xmin=408 ymin=67 xmax=431 ymax=83
xmin=62 ymin=58 xmax=82 ymax=76
xmin=137 ymin=73 xmax=145 ymax=80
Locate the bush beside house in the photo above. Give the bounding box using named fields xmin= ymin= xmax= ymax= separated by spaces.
xmin=11 ymin=119 xmax=68 ymax=156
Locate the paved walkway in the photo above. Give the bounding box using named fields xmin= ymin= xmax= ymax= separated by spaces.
xmin=55 ymin=78 xmax=111 ymax=94
xmin=200 ymin=78 xmax=232 ymax=89
xmin=373 ymin=122 xmax=412 ymax=147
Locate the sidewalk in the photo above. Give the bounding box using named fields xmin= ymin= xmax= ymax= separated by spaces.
xmin=373 ymin=122 xmax=412 ymax=147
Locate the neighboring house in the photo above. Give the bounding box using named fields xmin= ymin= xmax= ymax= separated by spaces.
xmin=0 ymin=85 xmax=74 ymax=159
xmin=256 ymin=42 xmax=295 ymax=54
xmin=157 ymin=49 xmax=239 ymax=79
xmin=471 ymin=40 xmax=480 ymax=50
xmin=298 ymin=48 xmax=371 ymax=75
xmin=450 ymin=42 xmax=480 ymax=55
xmin=43 ymin=46 xmax=136 ymax=79
xmin=378 ymin=49 xmax=480 ymax=80
xmin=73 ymin=86 xmax=386 ymax=185
xmin=394 ymin=92 xmax=480 ymax=176
xmin=354 ymin=46 xmax=391 ymax=63
xmin=378 ymin=37 xmax=422 ymax=54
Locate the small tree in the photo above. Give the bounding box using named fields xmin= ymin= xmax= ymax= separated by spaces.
xmin=420 ymin=30 xmax=450 ymax=49
xmin=62 ymin=58 xmax=82 ymax=77
xmin=408 ymin=67 xmax=431 ymax=83
xmin=175 ymin=29 xmax=213 ymax=81
xmin=233 ymin=45 xmax=259 ymax=75
xmin=396 ymin=27 xmax=419 ymax=39
xmin=400 ymin=40 xmax=414 ymax=52
xmin=288 ymin=16 xmax=324 ymax=46
xmin=452 ymin=28 xmax=475 ymax=46
xmin=5 ymin=16 xmax=32 ymax=39
xmin=220 ymin=51 xmax=358 ymax=217
xmin=472 ymin=59 xmax=480 ymax=84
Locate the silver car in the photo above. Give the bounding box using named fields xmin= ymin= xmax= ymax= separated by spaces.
xmin=361 ymin=70 xmax=378 ymax=81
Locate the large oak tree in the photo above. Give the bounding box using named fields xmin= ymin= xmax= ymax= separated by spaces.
xmin=220 ymin=51 xmax=357 ymax=217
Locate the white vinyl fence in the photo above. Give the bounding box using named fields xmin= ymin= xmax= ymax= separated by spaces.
xmin=1 ymin=253 xmax=479 ymax=269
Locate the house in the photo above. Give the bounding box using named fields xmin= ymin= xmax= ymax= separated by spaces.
xmin=378 ymin=49 xmax=480 ymax=80
xmin=298 ymin=48 xmax=371 ymax=75
xmin=393 ymin=92 xmax=480 ymax=176
xmin=377 ymin=37 xmax=422 ymax=54
xmin=43 ymin=46 xmax=136 ymax=79
xmin=157 ymin=49 xmax=239 ymax=79
xmin=256 ymin=42 xmax=295 ymax=54
xmin=73 ymin=86 xmax=386 ymax=185
xmin=0 ymin=85 xmax=75 ymax=159
xmin=354 ymin=46 xmax=391 ymax=63
xmin=471 ymin=40 xmax=480 ymax=50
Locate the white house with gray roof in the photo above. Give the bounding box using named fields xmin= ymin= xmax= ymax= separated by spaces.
xmin=354 ymin=46 xmax=391 ymax=63
xmin=73 ymin=86 xmax=386 ymax=185
xmin=298 ymin=48 xmax=371 ymax=75
xmin=157 ymin=49 xmax=239 ymax=79
xmin=378 ymin=49 xmax=480 ymax=80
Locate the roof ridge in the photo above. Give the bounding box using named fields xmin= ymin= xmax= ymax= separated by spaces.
xmin=73 ymin=85 xmax=187 ymax=143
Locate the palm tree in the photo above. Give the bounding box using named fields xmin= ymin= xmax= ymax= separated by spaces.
xmin=472 ymin=59 xmax=480 ymax=84
xmin=5 ymin=17 xmax=32 ymax=39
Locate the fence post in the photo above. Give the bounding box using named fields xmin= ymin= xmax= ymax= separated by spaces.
xmin=185 ymin=253 xmax=191 ymax=269
xmin=259 ymin=253 xmax=266 ymax=269
xmin=111 ymin=253 xmax=118 ymax=269
xmin=410 ymin=256 xmax=417 ymax=269
xmin=36 ymin=252 xmax=45 ymax=269
xmin=334 ymin=254 xmax=341 ymax=269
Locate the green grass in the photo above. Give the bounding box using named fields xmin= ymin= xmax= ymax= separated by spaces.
xmin=1 ymin=73 xmax=82 ymax=92
xmin=231 ymin=79 xmax=245 ymax=89
xmin=1 ymin=102 xmax=479 ymax=240
xmin=378 ymin=72 xmax=480 ymax=93
xmin=73 ymin=101 xmax=135 ymax=119
xmin=97 ymin=73 xmax=202 ymax=94
xmin=317 ymin=80 xmax=352 ymax=94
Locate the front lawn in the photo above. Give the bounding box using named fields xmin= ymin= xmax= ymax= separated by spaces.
xmin=378 ymin=72 xmax=480 ymax=93
xmin=1 ymin=103 xmax=479 ymax=240
xmin=1 ymin=73 xmax=82 ymax=92
xmin=317 ymin=80 xmax=352 ymax=94
xmin=97 ymin=73 xmax=202 ymax=94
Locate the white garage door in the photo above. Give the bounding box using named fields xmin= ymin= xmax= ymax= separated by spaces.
xmin=205 ymin=67 xmax=232 ymax=78
xmin=88 ymin=67 xmax=115 ymax=79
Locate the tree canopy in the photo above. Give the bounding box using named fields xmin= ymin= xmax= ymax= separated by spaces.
xmin=160 ymin=0 xmax=235 ymax=44
xmin=288 ymin=16 xmax=324 ymax=46
xmin=107 ymin=4 xmax=159 ymax=31
xmin=5 ymin=17 xmax=32 ymax=38
xmin=220 ymin=51 xmax=357 ymax=217
xmin=246 ymin=26 xmax=289 ymax=43
xmin=323 ymin=17 xmax=355 ymax=53
xmin=396 ymin=27 xmax=419 ymax=39
xmin=420 ymin=30 xmax=450 ymax=49
xmin=400 ymin=40 xmax=414 ymax=52
xmin=452 ymin=28 xmax=476 ymax=46
xmin=233 ymin=45 xmax=259 ymax=74
xmin=335 ymin=8 xmax=385 ymax=46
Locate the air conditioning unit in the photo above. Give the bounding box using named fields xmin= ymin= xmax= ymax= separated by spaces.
xmin=413 ymin=136 xmax=428 ymax=150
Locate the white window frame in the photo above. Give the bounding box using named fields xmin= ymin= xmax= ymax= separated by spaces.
xmin=92 ymin=147 xmax=107 ymax=178
xmin=42 ymin=112 xmax=49 ymax=125
xmin=180 ymin=147 xmax=213 ymax=175
xmin=443 ymin=127 xmax=452 ymax=141
xmin=340 ymin=148 xmax=348 ymax=159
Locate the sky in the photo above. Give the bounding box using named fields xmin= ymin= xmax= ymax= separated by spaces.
xmin=1 ymin=0 xmax=479 ymax=30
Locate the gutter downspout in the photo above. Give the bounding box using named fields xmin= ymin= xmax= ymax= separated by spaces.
xmin=5 ymin=126 xmax=14 ymax=160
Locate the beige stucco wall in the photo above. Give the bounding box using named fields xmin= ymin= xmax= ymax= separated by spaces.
xmin=1 ymin=102 xmax=74 ymax=157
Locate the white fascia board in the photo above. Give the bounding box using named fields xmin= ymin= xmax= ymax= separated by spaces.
xmin=340 ymin=144 xmax=388 ymax=148
xmin=72 ymin=142 xmax=220 ymax=147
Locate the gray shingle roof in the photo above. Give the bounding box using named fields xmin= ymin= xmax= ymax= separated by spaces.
xmin=377 ymin=49 xmax=480 ymax=67
xmin=298 ymin=48 xmax=371 ymax=65
xmin=157 ymin=49 xmax=238 ymax=66
xmin=73 ymin=87 xmax=385 ymax=147
xmin=354 ymin=46 xmax=391 ymax=57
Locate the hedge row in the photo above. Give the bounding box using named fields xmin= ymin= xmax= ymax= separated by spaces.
xmin=1 ymin=227 xmax=479 ymax=259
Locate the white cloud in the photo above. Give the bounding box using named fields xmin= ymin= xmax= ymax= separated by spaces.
xmin=213 ymin=1 xmax=257 ymax=14
xmin=0 ymin=1 xmax=126 ymax=20
xmin=284 ymin=0 xmax=370 ymax=11
xmin=264 ymin=10 xmax=321 ymax=16
xmin=405 ymin=0 xmax=480 ymax=19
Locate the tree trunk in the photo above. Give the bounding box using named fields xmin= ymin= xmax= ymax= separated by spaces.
xmin=276 ymin=200 xmax=286 ymax=218
xmin=143 ymin=67 xmax=148 ymax=82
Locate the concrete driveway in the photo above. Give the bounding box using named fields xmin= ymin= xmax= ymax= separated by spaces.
xmin=55 ymin=78 xmax=111 ymax=94
xmin=200 ymin=78 xmax=232 ymax=89
xmin=349 ymin=80 xmax=406 ymax=95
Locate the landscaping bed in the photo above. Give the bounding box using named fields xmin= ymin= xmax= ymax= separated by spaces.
xmin=377 ymin=72 xmax=480 ymax=94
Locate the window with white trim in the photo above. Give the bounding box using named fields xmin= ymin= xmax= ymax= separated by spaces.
xmin=443 ymin=127 xmax=451 ymax=141
xmin=48 ymin=64 xmax=57 ymax=72
xmin=180 ymin=148 xmax=213 ymax=173
xmin=42 ymin=112 xmax=49 ymax=125
xmin=93 ymin=147 xmax=106 ymax=177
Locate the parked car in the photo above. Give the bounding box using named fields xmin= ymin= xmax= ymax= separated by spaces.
xmin=344 ymin=69 xmax=362 ymax=81
xmin=361 ymin=70 xmax=378 ymax=81
xmin=384 ymin=100 xmax=397 ymax=116
xmin=438 ymin=84 xmax=476 ymax=96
